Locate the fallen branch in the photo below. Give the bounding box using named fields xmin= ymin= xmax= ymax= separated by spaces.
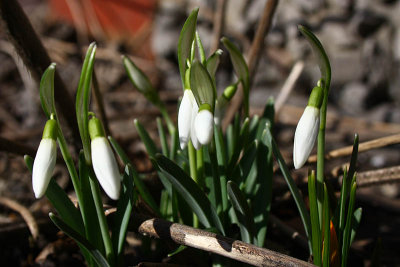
xmin=308 ymin=133 xmax=400 ymax=163
xmin=352 ymin=165 xmax=400 ymax=188
xmin=139 ymin=218 xmax=314 ymax=267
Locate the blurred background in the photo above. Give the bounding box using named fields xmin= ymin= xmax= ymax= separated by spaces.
xmin=1 ymin=0 xmax=400 ymax=266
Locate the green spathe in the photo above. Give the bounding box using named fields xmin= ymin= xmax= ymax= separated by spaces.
xmin=307 ymin=86 xmax=324 ymax=109
xmin=42 ymin=119 xmax=57 ymax=140
xmin=89 ymin=116 xmax=106 ymax=140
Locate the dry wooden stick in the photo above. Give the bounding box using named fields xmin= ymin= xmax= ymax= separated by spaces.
xmin=223 ymin=0 xmax=279 ymax=130
xmin=0 ymin=0 xmax=80 ymax=144
xmin=352 ymin=165 xmax=400 ymax=188
xmin=210 ymin=0 xmax=227 ymax=53
xmin=269 ymin=214 xmax=308 ymax=251
xmin=0 ymin=196 xmax=39 ymax=240
xmin=139 ymin=218 xmax=314 ymax=267
xmin=274 ymin=61 xmax=305 ymax=116
xmin=308 ymin=133 xmax=400 ymax=163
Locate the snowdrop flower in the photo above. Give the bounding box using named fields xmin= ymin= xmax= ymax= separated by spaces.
xmin=293 ymin=86 xmax=324 ymax=169
xmin=195 ymin=104 xmax=214 ymax=145
xmin=32 ymin=118 xmax=57 ymax=198
xmin=89 ymin=116 xmax=121 ymax=200
xmin=178 ymin=89 xmax=201 ymax=149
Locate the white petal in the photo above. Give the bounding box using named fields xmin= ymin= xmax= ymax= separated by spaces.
xmin=195 ymin=109 xmax=214 ymax=145
xmin=178 ymin=90 xmax=195 ymax=149
xmin=32 ymin=139 xmax=57 ymax=198
xmin=293 ymin=106 xmax=320 ymax=169
xmin=91 ymin=137 xmax=121 ymax=200
xmin=190 ymin=100 xmax=201 ymax=149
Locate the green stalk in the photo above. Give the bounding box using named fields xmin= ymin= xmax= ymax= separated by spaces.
xmin=159 ymin=104 xmax=175 ymax=136
xmin=309 ymin=171 xmax=321 ymax=266
xmin=89 ymin=168 xmax=115 ymax=265
xmin=196 ymin=146 xmax=204 ymax=188
xmin=188 ymin=141 xmax=199 ymax=228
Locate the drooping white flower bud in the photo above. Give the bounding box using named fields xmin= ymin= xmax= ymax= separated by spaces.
xmin=194 ymin=105 xmax=214 ymax=145
xmin=190 ymin=99 xmax=201 ymax=149
xmin=178 ymin=89 xmax=195 ymax=149
xmin=32 ymin=119 xmax=57 ymax=198
xmin=89 ymin=116 xmax=121 ymax=200
xmin=293 ymin=86 xmax=324 ymax=169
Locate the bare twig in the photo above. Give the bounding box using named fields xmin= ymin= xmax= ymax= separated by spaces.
xmin=223 ymin=0 xmax=279 ymax=130
xmin=0 ymin=196 xmax=39 ymax=240
xmin=0 ymin=0 xmax=80 ymax=144
xmin=308 ymin=133 xmax=400 ymax=163
xmin=351 ymin=165 xmax=400 ymax=188
xmin=275 ymin=61 xmax=304 ymax=116
xmin=210 ymin=0 xmax=227 ymax=53
xmin=139 ymin=218 xmax=314 ymax=267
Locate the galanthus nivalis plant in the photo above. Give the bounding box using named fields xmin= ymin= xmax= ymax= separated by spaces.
xmin=32 ymin=116 xmax=57 ymax=198
xmin=25 ymin=8 xmax=361 ymax=267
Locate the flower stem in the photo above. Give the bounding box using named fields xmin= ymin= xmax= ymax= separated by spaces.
xmin=89 ymin=168 xmax=115 ymax=265
xmin=188 ymin=141 xmax=199 ymax=228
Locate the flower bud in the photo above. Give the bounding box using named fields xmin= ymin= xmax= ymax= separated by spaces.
xmin=178 ymin=89 xmax=195 ymax=149
xmin=32 ymin=119 xmax=57 ymax=198
xmin=190 ymin=99 xmax=200 ymax=149
xmin=89 ymin=116 xmax=121 ymax=200
xmin=194 ymin=104 xmax=214 ymax=145
xmin=293 ymin=106 xmax=320 ymax=169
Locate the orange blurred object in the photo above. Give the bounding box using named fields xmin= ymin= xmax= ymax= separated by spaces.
xmin=329 ymin=221 xmax=340 ymax=267
xmin=48 ymin=0 xmax=157 ymax=57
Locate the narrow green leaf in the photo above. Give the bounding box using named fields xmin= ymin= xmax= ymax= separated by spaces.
xmin=39 ymin=63 xmax=57 ymax=119
xmin=190 ymin=61 xmax=216 ymax=110
xmin=76 ymin=42 xmax=96 ymax=163
xmin=221 ymin=37 xmax=250 ymax=116
xmin=78 ymin=152 xmax=105 ymax=254
xmin=49 ymin=213 xmax=110 ymax=267
xmin=227 ymin=117 xmax=250 ymax=176
xmin=154 ymin=154 xmax=225 ymax=235
xmin=246 ymin=139 xmax=273 ymax=247
xmin=108 ymin=136 xmax=161 ymax=216
xmin=206 ymin=49 xmax=223 ymax=82
xmin=168 ymin=245 xmax=187 ymax=257
xmin=227 ymin=181 xmax=256 ymax=244
xmin=178 ymin=8 xmax=199 ymax=87
xmin=263 ymin=126 xmax=312 ymax=253
xmin=350 ymin=207 xmax=362 ymax=246
xmin=347 ymin=134 xmax=359 ymax=189
xmin=157 ymin=117 xmax=169 ymax=157
xmin=123 ymin=56 xmax=161 ymax=106
xmin=309 ymin=171 xmax=321 ymax=265
xmin=112 ymin=164 xmax=135 ymax=264
xmin=195 ymin=31 xmax=206 ymax=65
xmin=233 ymin=140 xmax=257 ymax=184
xmin=338 ymin=168 xmax=349 ymax=247
xmin=342 ymin=177 xmax=357 ymax=267
xmin=323 ymin=183 xmax=330 ymax=267
xmin=298 ymin=25 xmax=331 ymax=93
xmin=255 ymin=97 xmax=274 ymax=140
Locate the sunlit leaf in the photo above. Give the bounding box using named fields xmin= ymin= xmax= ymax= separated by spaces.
xmin=190 ymin=60 xmax=216 ymax=110
xmin=39 ymin=63 xmax=57 ymax=119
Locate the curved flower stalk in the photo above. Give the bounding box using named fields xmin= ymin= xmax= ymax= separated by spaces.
xmin=89 ymin=116 xmax=121 ymax=200
xmin=214 ymin=82 xmax=238 ymax=127
xmin=293 ymin=86 xmax=324 ymax=169
xmin=32 ymin=118 xmax=58 ymax=198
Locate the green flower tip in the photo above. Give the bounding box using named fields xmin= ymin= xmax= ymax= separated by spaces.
xmin=308 ymin=86 xmax=324 ymax=109
xmin=198 ymin=103 xmax=212 ymax=113
xmin=42 ymin=119 xmax=57 ymax=140
xmin=222 ymin=82 xmax=238 ymax=101
xmin=89 ymin=116 xmax=105 ymax=140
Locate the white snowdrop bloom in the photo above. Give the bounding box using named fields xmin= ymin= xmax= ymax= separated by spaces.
xmin=178 ymin=90 xmax=195 ymax=149
xmin=32 ymin=118 xmax=58 ymax=198
xmin=194 ymin=109 xmax=214 ymax=145
xmin=293 ymin=106 xmax=320 ymax=169
xmin=91 ymin=137 xmax=121 ymax=200
xmin=190 ymin=99 xmax=201 ymax=149
xmin=32 ymin=138 xmax=57 ymax=198
xmin=90 ymin=116 xmax=121 ymax=200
